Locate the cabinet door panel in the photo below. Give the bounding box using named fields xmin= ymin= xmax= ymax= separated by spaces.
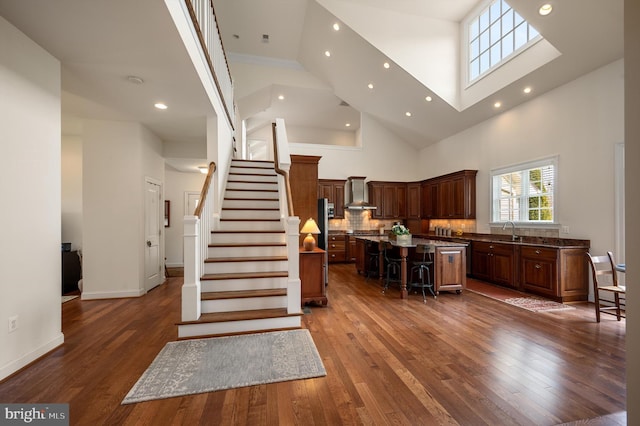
xmin=521 ymin=258 xmax=557 ymax=295
xmin=492 ymin=251 xmax=516 ymax=288
xmin=407 ymin=183 xmax=421 ymax=219
xmin=383 ymin=185 xmax=396 ymax=218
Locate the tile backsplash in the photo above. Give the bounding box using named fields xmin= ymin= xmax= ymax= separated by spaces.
xmin=328 ymin=210 xmax=398 ymax=233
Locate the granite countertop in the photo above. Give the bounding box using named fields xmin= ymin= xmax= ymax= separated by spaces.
xmin=354 ymin=235 xmax=468 ymax=248
xmin=420 ymin=233 xmax=590 ymax=249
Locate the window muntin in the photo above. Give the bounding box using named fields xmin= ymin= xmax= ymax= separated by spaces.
xmin=468 ymin=0 xmax=541 ymax=83
xmin=491 ymin=157 xmax=556 ymax=223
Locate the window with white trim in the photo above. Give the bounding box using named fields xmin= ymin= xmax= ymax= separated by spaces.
xmin=467 ymin=0 xmax=541 ymax=83
xmin=491 ymin=157 xmax=557 ymax=223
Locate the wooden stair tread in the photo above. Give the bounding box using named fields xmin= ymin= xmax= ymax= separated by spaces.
xmin=178 ymin=308 xmax=302 ymax=325
xmin=201 ymin=271 xmax=288 ymax=280
xmin=229 ymin=172 xmax=276 ymax=176
xmin=205 ymin=256 xmax=288 ymax=263
xmin=212 ymin=230 xmax=284 ymax=234
xmin=220 ymin=218 xmax=280 ymax=221
xmin=202 ymin=288 xmax=287 ymax=300
xmin=209 ymin=242 xmax=285 ymax=248
xmin=226 ymin=188 xmax=278 ymax=192
xmin=224 ymin=197 xmax=279 ymax=201
xmin=221 ymin=207 xmax=279 ymax=211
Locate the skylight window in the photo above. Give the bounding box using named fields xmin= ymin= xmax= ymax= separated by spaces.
xmin=467 ymin=0 xmax=541 ymax=83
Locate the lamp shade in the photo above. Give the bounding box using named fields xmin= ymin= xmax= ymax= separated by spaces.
xmin=301 ymin=218 xmax=321 ymax=251
xmin=300 ymin=218 xmax=321 ymax=235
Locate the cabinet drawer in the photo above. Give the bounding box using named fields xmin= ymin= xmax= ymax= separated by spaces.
xmin=520 ymin=246 xmax=557 ymax=259
xmin=328 ymin=251 xmax=346 ymax=262
xmin=329 ymin=235 xmax=346 ymax=242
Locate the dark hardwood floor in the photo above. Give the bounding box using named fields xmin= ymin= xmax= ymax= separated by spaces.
xmin=0 ymin=264 xmax=626 ymax=425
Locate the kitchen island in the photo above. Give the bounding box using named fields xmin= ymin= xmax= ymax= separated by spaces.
xmin=355 ymin=236 xmax=468 ymax=299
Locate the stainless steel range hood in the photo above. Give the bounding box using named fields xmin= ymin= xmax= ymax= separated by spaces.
xmin=346 ymin=176 xmax=376 ymax=210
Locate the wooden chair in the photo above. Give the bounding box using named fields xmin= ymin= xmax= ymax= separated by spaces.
xmin=586 ymin=252 xmax=626 ymax=322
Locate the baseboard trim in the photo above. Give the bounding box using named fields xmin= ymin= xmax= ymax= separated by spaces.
xmin=0 ymin=333 xmax=64 ymax=382
xmin=81 ymin=288 xmax=145 ymax=300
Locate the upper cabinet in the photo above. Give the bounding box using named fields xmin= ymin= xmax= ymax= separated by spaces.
xmin=406 ymin=182 xmax=422 ymax=220
xmin=368 ymin=181 xmax=407 ymax=219
xmin=423 ymin=170 xmax=477 ymax=219
xmin=318 ymin=179 xmax=346 ymax=218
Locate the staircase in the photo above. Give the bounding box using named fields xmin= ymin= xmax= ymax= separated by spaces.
xmin=177 ymin=159 xmax=302 ymax=339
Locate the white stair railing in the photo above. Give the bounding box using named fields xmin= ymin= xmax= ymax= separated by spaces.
xmin=182 ymin=162 xmax=216 ymax=322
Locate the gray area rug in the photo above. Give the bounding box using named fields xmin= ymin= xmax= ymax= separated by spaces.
xmin=122 ymin=329 xmax=326 ymax=404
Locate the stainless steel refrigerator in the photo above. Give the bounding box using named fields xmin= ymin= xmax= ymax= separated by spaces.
xmin=317 ymin=198 xmax=329 ymax=285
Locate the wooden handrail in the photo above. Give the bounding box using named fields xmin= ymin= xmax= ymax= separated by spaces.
xmin=194 ymin=161 xmax=217 ymax=217
xmin=272 ymin=122 xmax=294 ymax=217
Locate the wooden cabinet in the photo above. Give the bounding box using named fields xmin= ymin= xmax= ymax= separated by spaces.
xmin=347 ymin=235 xmax=357 ymax=262
xmin=421 ymin=170 xmax=477 ymax=219
xmin=300 ymin=248 xmax=327 ymax=306
xmin=290 ymin=155 xmax=321 ymax=246
xmin=520 ymin=246 xmax=589 ymax=302
xmin=471 ymin=241 xmax=517 ymax=288
xmin=355 ymin=238 xmax=366 ymax=274
xmin=406 ymin=182 xmax=421 ymax=219
xmin=421 ymin=181 xmax=438 ymax=219
xmin=368 ymin=181 xmax=407 ymax=219
xmin=328 ymin=234 xmax=346 ymax=263
xmin=318 ymin=179 xmax=346 ymax=218
xmin=434 ymin=245 xmax=466 ymax=294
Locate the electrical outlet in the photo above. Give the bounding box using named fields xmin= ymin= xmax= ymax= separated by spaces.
xmin=561 ymin=225 xmax=570 ymax=234
xmin=8 ymin=316 xmax=18 ymax=333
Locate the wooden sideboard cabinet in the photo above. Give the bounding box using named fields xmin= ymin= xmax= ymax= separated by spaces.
xmin=300 ymin=248 xmax=327 ymax=306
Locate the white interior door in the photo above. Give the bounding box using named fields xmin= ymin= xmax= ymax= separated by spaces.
xmin=145 ymin=180 xmax=162 ymax=291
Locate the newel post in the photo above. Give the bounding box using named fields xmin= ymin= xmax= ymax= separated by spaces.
xmin=287 ymin=216 xmax=301 ymax=314
xmin=182 ymin=215 xmax=201 ymax=321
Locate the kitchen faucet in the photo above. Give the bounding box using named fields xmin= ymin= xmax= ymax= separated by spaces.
xmin=502 ymin=221 xmax=519 ymax=242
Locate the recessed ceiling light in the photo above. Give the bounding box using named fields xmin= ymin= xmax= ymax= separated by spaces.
xmin=333 ymin=23 xmax=340 ymax=31
xmin=523 ymin=87 xmax=532 ymax=94
xmin=367 ymin=83 xmax=374 ymax=89
xmin=278 ymin=95 xmax=285 ymax=100
xmin=383 ymin=62 xmax=390 ymax=69
xmin=539 ymin=4 xmax=553 ymax=16
xmin=154 ymin=103 xmax=168 ymax=110
xmin=425 ymin=96 xmax=433 ymax=102
xmin=345 ymin=123 xmax=351 ymax=127
xmin=324 ymin=50 xmax=331 ymax=57
xmin=405 ymin=111 xmax=412 ymax=117
xmin=494 ymin=101 xmax=502 ymax=108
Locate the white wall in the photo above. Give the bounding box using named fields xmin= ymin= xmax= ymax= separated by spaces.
xmin=82 ymin=120 xmax=164 ymax=299
xmin=62 ymin=134 xmax=83 ymax=251
xmin=165 ymin=169 xmax=205 ymax=266
xmin=0 ymin=16 xmax=64 ymax=380
xmin=289 ymin=113 xmax=421 ymax=183
xmin=417 ymin=59 xmax=624 ymax=257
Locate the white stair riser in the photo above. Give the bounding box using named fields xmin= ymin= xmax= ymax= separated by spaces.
xmin=226 ymin=181 xmax=278 ymax=191
xmin=203 ymin=260 xmax=288 ymax=274
xmin=223 ymin=199 xmax=279 ymax=209
xmin=207 ymin=245 xmax=287 ymax=258
xmin=221 ymin=209 xmax=281 ymax=220
xmin=201 ymin=296 xmax=288 ymax=313
xmin=228 ymin=174 xmax=277 ymax=183
xmin=210 ymin=233 xmax=286 ymax=244
xmin=218 ymin=221 xmax=282 ymax=232
xmin=225 ymin=190 xmax=279 ymax=200
xmin=177 ymin=316 xmax=301 ymax=339
xmin=230 ymin=162 xmax=274 ymax=170
xmin=201 ymin=276 xmax=288 ymax=292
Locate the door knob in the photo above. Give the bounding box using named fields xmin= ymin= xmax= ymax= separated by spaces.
xmin=147 ymin=240 xmax=152 ymax=247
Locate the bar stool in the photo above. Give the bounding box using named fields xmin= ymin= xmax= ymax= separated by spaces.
xmin=365 ymin=240 xmax=380 ymax=280
xmin=409 ymin=244 xmax=436 ymax=302
xmin=382 ymin=241 xmax=402 ymax=293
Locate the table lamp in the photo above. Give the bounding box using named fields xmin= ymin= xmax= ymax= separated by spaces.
xmin=301 ymin=218 xmax=321 ymax=251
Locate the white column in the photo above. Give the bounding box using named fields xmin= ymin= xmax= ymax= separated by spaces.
xmin=182 ymin=215 xmax=201 ymax=321
xmin=286 ymin=216 xmax=301 ymax=314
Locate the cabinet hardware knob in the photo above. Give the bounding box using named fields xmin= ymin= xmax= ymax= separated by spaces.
xmin=535 ymin=264 xmax=541 ymax=269
xmin=535 ymin=250 xmax=541 ymax=254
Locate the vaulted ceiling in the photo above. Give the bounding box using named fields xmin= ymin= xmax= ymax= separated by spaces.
xmin=0 ymin=0 xmax=624 ymax=170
